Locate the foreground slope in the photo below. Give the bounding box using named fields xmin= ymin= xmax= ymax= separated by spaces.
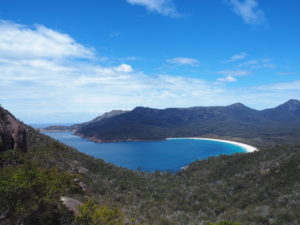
xmin=1 ymin=106 xmax=300 ymax=224
xmin=75 ymin=99 xmax=300 ymax=146
xmin=29 ymin=128 xmax=300 ymax=225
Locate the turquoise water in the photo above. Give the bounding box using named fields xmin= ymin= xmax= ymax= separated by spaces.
xmin=43 ymin=131 xmax=246 ymax=172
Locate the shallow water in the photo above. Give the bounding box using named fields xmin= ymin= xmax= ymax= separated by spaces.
xmin=43 ymin=131 xmax=246 ymax=172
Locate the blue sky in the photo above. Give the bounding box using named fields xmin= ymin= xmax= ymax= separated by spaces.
xmin=0 ymin=0 xmax=300 ymax=123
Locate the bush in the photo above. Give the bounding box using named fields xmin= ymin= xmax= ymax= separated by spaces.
xmin=75 ymin=199 xmax=124 ymax=225
xmin=0 ymin=150 xmax=80 ymax=224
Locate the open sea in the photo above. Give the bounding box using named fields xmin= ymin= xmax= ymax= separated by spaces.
xmin=39 ymin=128 xmax=247 ymax=172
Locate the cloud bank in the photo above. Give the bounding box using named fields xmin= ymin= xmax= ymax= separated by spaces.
xmin=0 ymin=20 xmax=299 ymax=123
xmin=0 ymin=20 xmax=94 ymax=59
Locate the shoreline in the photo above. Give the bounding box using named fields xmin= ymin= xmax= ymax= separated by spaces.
xmin=167 ymin=137 xmax=258 ymax=153
xmin=74 ymin=133 xmax=165 ymax=143
xmin=42 ymin=130 xmax=258 ymax=152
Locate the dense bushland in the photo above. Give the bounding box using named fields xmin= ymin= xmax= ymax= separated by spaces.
xmin=17 ymin=126 xmax=300 ymax=225
xmin=1 ymin=106 xmax=299 ymax=224
xmin=0 ymin=150 xmax=79 ymax=224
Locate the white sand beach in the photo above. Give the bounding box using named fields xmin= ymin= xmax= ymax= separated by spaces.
xmin=167 ymin=137 xmax=258 ymax=152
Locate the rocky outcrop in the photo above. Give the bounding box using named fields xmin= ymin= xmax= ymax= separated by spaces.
xmin=60 ymin=197 xmax=83 ymax=216
xmin=0 ymin=106 xmax=27 ymax=152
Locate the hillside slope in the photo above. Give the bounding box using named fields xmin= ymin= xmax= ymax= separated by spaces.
xmin=1 ymin=106 xmax=300 ymax=224
xmin=28 ymin=127 xmax=300 ymax=225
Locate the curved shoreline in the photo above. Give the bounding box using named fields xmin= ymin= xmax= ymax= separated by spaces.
xmin=44 ymin=130 xmax=258 ymax=152
xmin=167 ymin=137 xmax=258 ymax=153
xmin=76 ymin=134 xmax=258 ymax=152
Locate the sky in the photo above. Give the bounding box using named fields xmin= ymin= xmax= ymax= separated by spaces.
xmin=0 ymin=0 xmax=300 ymax=123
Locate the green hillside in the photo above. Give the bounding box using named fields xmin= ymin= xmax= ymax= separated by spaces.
xmin=1 ymin=108 xmax=300 ymax=224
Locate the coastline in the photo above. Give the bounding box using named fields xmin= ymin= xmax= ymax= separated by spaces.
xmin=74 ymin=132 xmax=165 ymax=143
xmin=42 ymin=130 xmax=258 ymax=152
xmin=44 ymin=129 xmax=258 ymax=153
xmin=167 ymin=137 xmax=258 ymax=153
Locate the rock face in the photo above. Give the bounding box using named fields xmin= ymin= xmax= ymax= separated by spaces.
xmin=60 ymin=196 xmax=83 ymax=216
xmin=0 ymin=106 xmax=27 ymax=152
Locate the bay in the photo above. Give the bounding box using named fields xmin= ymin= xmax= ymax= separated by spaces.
xmin=43 ymin=131 xmax=246 ymax=172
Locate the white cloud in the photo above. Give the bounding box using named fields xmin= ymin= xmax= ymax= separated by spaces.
xmin=216 ymin=70 xmax=250 ymax=82
xmin=0 ymin=20 xmax=94 ymax=59
xmin=224 ymin=52 xmax=248 ymax=63
xmin=217 ymin=76 xmax=237 ymax=82
xmin=225 ymin=0 xmax=266 ymax=25
xmin=0 ymin=21 xmax=226 ymax=123
xmin=166 ymin=57 xmax=199 ymax=66
xmin=115 ymin=64 xmax=133 ymax=73
xmin=126 ymin=0 xmax=181 ymax=17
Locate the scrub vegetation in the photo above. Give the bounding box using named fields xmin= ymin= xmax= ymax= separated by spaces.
xmin=1 ymin=109 xmax=300 ymax=224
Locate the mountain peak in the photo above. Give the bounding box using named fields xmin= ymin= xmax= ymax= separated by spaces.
xmin=89 ymin=110 xmax=128 ymax=123
xmin=278 ymin=99 xmax=300 ymax=111
xmin=132 ymin=106 xmax=158 ymax=113
xmin=133 ymin=106 xmax=146 ymax=110
xmin=227 ymin=102 xmax=247 ymax=109
xmin=285 ymin=99 xmax=300 ymax=105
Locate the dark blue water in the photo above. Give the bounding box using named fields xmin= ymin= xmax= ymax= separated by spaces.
xmin=43 ymin=131 xmax=246 ymax=172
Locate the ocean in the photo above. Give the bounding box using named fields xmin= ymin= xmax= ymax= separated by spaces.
xmin=42 ymin=131 xmax=246 ymax=172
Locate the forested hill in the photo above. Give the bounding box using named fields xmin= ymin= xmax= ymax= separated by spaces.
xmin=0 ymin=105 xmax=300 ymax=224
xmin=75 ymin=99 xmax=300 ymax=146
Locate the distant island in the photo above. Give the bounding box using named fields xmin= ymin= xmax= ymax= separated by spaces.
xmin=42 ymin=99 xmax=300 ymax=147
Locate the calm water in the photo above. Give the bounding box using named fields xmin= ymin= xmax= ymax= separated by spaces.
xmin=30 ymin=123 xmax=74 ymax=129
xmin=43 ymin=131 xmax=246 ymax=172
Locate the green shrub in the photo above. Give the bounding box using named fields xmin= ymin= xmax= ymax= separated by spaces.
xmin=75 ymin=199 xmax=124 ymax=225
xmin=0 ymin=151 xmax=80 ymax=224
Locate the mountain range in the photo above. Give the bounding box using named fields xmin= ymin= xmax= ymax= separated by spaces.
xmin=44 ymin=99 xmax=300 ymax=147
